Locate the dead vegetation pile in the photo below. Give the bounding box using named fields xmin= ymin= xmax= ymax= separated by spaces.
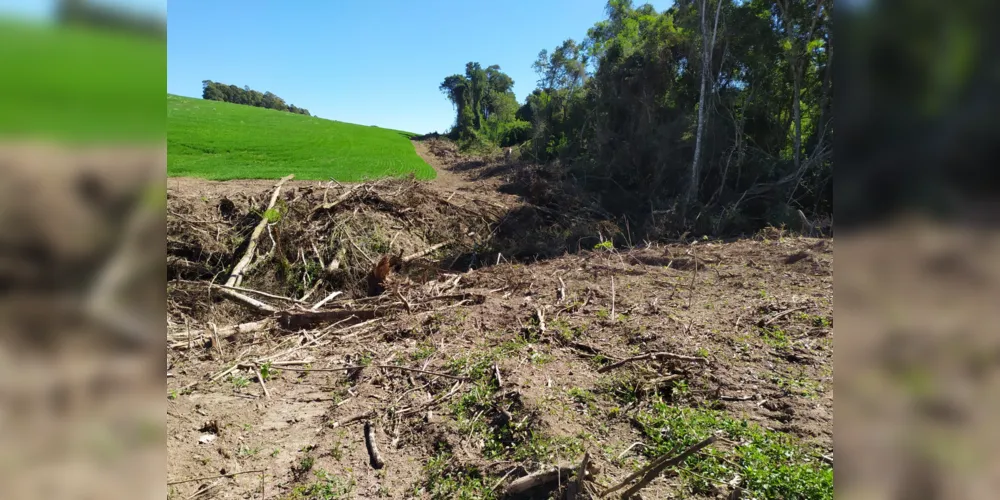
xmin=168 ymin=174 xmax=505 ymax=327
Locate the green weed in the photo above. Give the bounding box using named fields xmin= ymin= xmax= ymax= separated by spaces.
xmin=284 ymin=469 xmax=354 ymax=500
xmin=637 ymin=402 xmax=832 ymax=499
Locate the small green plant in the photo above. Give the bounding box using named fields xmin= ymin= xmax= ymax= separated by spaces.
xmin=567 ymin=387 xmax=597 ymax=405
xmin=597 ymin=374 xmax=642 ymax=405
xmin=759 ymin=326 xmax=790 ymax=349
xmin=284 ymin=469 xmax=354 ymax=500
xmin=637 ymin=402 xmax=832 ymax=499
xmin=550 ymin=319 xmax=581 ymax=342
xmin=594 ymin=240 xmax=614 ymax=251
xmin=259 ymin=361 xmax=276 ymax=381
xmin=330 ymin=443 xmax=344 ymax=461
xmin=262 ymin=206 xmax=284 ymax=224
xmin=773 ymin=372 xmax=823 ymax=398
xmin=238 ymin=446 xmax=260 ymax=457
xmin=596 ymin=308 xmax=610 ymax=320
xmin=421 ymin=452 xmax=497 ymax=499
xmin=271 ymin=448 xmax=281 ymax=457
xmin=167 ymin=390 xmax=178 ymax=400
xmin=695 ymin=347 xmax=710 ymax=358
xmin=357 ymin=352 xmax=374 ymax=367
xmin=292 ymin=456 xmax=316 ymax=477
xmin=530 ymin=352 xmax=553 ymax=365
xmin=567 ymin=387 xmax=599 ymax=414
xmin=229 ymin=374 xmax=250 ymax=389
xmin=411 ymin=344 xmax=436 ymax=361
xmin=589 ymin=353 xmax=611 ymax=369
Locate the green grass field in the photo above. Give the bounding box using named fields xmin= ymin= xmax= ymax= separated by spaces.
xmin=0 ymin=20 xmax=165 ymax=142
xmin=168 ymin=94 xmax=436 ymax=181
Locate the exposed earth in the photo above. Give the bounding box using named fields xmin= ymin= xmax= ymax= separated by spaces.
xmin=166 ymin=139 xmax=833 ymax=499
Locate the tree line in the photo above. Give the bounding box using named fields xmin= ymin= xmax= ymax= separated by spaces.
xmin=201 ymin=81 xmax=311 ymax=116
xmin=441 ymin=0 xmax=831 ymax=236
xmin=57 ymin=0 xmax=166 ymax=39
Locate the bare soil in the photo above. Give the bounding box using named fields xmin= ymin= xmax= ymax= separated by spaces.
xmin=167 ymin=139 xmax=833 ymax=499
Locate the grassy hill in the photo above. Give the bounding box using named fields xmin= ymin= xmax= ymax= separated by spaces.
xmin=0 ymin=20 xmax=165 ymax=142
xmin=168 ymin=94 xmax=436 ymax=181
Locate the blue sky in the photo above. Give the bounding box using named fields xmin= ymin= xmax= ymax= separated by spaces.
xmin=167 ymin=0 xmax=672 ymax=134
xmin=0 ymin=0 xmax=165 ymax=18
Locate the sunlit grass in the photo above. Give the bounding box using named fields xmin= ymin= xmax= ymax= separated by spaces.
xmin=167 ymin=94 xmax=436 ymax=181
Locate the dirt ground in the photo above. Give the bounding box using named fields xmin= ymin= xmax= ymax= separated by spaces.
xmin=167 ymin=140 xmax=833 ymax=499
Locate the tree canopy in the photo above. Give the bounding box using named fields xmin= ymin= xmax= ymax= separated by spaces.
xmin=439 ymin=63 xmax=529 ymax=147
xmin=440 ymin=0 xmax=832 ymax=236
xmin=201 ymin=80 xmax=311 ymax=116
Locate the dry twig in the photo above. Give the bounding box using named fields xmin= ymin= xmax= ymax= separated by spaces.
xmin=310 ymin=291 xmax=343 ymax=311
xmin=602 ymin=435 xmax=718 ymax=498
xmin=402 ymin=241 xmax=451 ymax=263
xmin=330 ymin=410 xmax=374 ymax=428
xmin=218 ymin=287 xmax=279 ymax=314
xmin=597 ymin=351 xmax=708 ymax=373
xmin=503 ymin=465 xmax=578 ymax=497
xmin=168 ymin=469 xmax=266 ymax=486
xmin=255 ymin=367 xmax=271 ymax=399
xmin=757 ymin=306 xmax=808 ymax=327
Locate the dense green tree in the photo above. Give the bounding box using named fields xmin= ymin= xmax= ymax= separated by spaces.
xmin=509 ymin=0 xmax=832 ymax=234
xmin=201 ymin=80 xmax=310 ymax=116
xmin=440 ymin=63 xmax=521 ymax=146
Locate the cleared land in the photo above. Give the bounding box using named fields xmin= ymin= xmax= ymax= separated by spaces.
xmin=167 ymin=140 xmax=833 ymax=500
xmin=167 ymin=94 xmax=436 ymax=181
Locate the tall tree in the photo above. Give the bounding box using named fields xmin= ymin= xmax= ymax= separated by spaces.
xmin=687 ymin=0 xmax=722 ymax=207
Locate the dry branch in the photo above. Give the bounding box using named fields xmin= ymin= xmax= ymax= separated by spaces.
xmin=167 ymin=469 xmax=266 ymax=486
xmin=214 ymin=283 xmax=303 ymax=303
xmin=277 ymin=308 xmax=385 ymax=330
xmin=310 ymin=291 xmax=343 ymax=311
xmin=397 ymin=381 xmax=463 ymax=417
xmin=274 ymin=363 xmax=466 ymax=381
xmin=614 ymin=435 xmax=718 ymax=498
xmin=597 ymin=351 xmax=708 ymax=373
xmin=330 ymin=410 xmax=373 ymax=428
xmin=169 ymin=319 xmax=272 ymax=346
xmin=402 ymin=241 xmax=451 ymax=263
xmin=310 ymin=184 xmax=358 ymax=215
xmin=373 ymin=364 xmax=467 ymax=380
xmin=757 ymin=306 xmax=808 ymax=327
xmin=364 ymin=421 xmax=385 ymax=469
xmin=215 ymin=287 xmax=279 ymax=314
xmin=255 ymin=367 xmax=270 ymax=399
xmin=503 ymin=465 xmax=578 ymax=497
xmin=225 ymin=174 xmax=294 ymax=287
xmin=611 ymin=276 xmax=616 ymax=319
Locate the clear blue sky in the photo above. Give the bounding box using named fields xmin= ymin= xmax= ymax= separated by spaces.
xmin=168 ymin=0 xmax=672 ymax=134
xmin=0 ymin=0 xmax=165 ymax=19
